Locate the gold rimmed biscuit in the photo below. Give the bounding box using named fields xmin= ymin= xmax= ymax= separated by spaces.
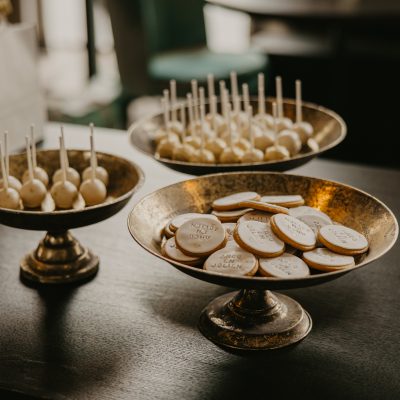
xmin=288 ymin=206 xmax=332 ymax=224
xmin=238 ymin=200 xmax=289 ymax=214
xmin=204 ymin=246 xmax=258 ymax=276
xmin=318 ymin=225 xmax=369 ymax=255
xmin=170 ymin=212 xmax=218 ymax=231
xmin=260 ymin=195 xmax=305 ymax=208
xmin=238 ymin=210 xmax=272 ymax=224
xmin=162 ymin=237 xmax=202 ymax=265
xmin=302 ymin=247 xmax=355 ymax=272
xmin=259 ymin=253 xmax=310 ymax=278
xmin=270 ymin=213 xmax=316 ymax=251
xmin=175 ymin=217 xmax=227 ymax=257
xmin=234 ymin=220 xmax=285 ymax=257
xmin=212 ymin=191 xmax=260 ymax=211
xmin=211 ymin=208 xmax=252 ymax=222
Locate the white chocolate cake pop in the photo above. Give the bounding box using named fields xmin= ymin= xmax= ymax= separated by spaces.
xmin=254 ymin=73 xmax=274 ymax=129
xmin=52 ymin=127 xmax=81 ymax=188
xmin=50 ymin=137 xmax=78 ymax=209
xmin=277 ymin=129 xmax=302 ymax=156
xmin=183 ymin=93 xmax=201 ymax=149
xmin=293 ymin=79 xmax=314 ymax=144
xmin=275 ymin=76 xmax=293 ymax=131
xmin=173 ymin=103 xmax=196 ymax=161
xmin=165 ymin=87 xmax=183 ymax=134
xmin=192 ymin=105 xmax=215 ymax=164
xmin=219 ymin=104 xmax=243 ymax=163
xmin=241 ymin=106 xmax=264 ymax=163
xmin=205 ymin=95 xmax=226 ymax=157
xmin=265 ymin=103 xmax=290 ymax=161
xmin=82 ymin=123 xmax=109 ymax=186
xmin=0 ymin=131 xmax=22 ymax=191
xmin=0 ymin=142 xmax=20 ymax=209
xmin=22 ymin=125 xmax=49 ymax=186
xmin=20 ymin=137 xmax=47 ymax=208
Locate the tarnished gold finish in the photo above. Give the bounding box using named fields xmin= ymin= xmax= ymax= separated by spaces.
xmin=129 ymin=98 xmax=347 ymax=175
xmin=128 ymin=172 xmax=398 ymax=350
xmin=0 ymin=150 xmax=144 ymax=285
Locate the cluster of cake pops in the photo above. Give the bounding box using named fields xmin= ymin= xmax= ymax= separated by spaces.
xmin=0 ymin=124 xmax=109 ymax=211
xmin=154 ymin=73 xmax=318 ymax=164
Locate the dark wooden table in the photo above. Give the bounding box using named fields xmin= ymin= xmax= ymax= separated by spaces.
xmin=1 ymin=124 xmax=399 ymax=399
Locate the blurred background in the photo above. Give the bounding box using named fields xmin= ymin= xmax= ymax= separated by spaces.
xmin=3 ymin=0 xmax=400 ymax=168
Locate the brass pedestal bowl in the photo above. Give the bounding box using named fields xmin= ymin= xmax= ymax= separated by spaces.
xmin=0 ymin=150 xmax=144 ymax=285
xmin=128 ymin=172 xmax=398 ymax=350
xmin=129 ymin=98 xmax=346 ymax=175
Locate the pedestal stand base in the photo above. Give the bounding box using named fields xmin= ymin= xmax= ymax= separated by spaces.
xmin=20 ymin=231 xmax=99 ymax=284
xmin=198 ymin=289 xmax=312 ymax=350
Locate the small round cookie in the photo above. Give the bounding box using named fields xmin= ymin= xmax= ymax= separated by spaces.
xmin=175 ymin=217 xmax=227 ymax=257
xmin=303 ymin=248 xmax=355 ymax=272
xmin=318 ymin=225 xmax=369 ymax=255
xmin=238 ymin=200 xmax=289 ymax=215
xmin=212 ymin=191 xmax=260 ymax=211
xmin=234 ymin=221 xmax=285 ymax=258
xmin=212 ymin=208 xmax=252 ymax=222
xmin=204 ymin=246 xmax=258 ymax=276
xmin=297 ymin=214 xmax=331 ymax=246
xmin=170 ymin=213 xmax=217 ymax=231
xmin=162 ymin=237 xmax=202 ymax=266
xmin=238 ymin=210 xmax=272 ymax=224
xmin=223 ymin=223 xmax=238 ymax=246
xmin=288 ymin=206 xmax=332 ymax=224
xmin=260 ymin=195 xmax=305 ymax=208
xmin=270 ymin=213 xmax=316 ymax=251
xmin=259 ymin=253 xmax=310 ymax=278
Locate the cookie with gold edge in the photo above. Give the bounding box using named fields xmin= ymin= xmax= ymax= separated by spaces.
xmin=259 ymin=253 xmax=310 ymax=278
xmin=260 ymin=195 xmax=305 ymax=208
xmin=302 ymin=248 xmax=355 ymax=272
xmin=212 ymin=191 xmax=260 ymax=211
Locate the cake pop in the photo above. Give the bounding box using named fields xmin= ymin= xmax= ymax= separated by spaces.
xmin=265 ymin=103 xmax=290 ymax=161
xmin=82 ymin=123 xmax=109 ymax=186
xmin=198 ymin=87 xmax=212 ymax=138
xmin=22 ymin=125 xmax=49 ymax=186
xmin=276 ymin=128 xmax=302 ymax=156
xmin=20 ymin=136 xmax=47 ymax=208
xmin=275 ymin=76 xmax=293 ymax=131
xmin=79 ymin=135 xmax=107 ymax=206
xmin=241 ymin=106 xmax=264 ymax=163
xmin=191 ymin=79 xmax=200 ymax=126
xmin=254 ymin=73 xmax=274 ymax=129
xmin=292 ymin=79 xmax=314 ymax=144
xmin=192 ymin=104 xmax=215 ymax=164
xmin=220 ymin=104 xmax=243 ymax=163
xmin=183 ymin=93 xmax=201 ymax=149
xmin=167 ymin=83 xmax=184 ymax=134
xmin=0 ymin=142 xmax=20 ymax=209
xmin=50 ymin=137 xmax=78 ymax=209
xmin=0 ymin=131 xmax=22 ymax=191
xmin=205 ymin=95 xmax=227 ymax=157
xmin=206 ymin=75 xmax=225 ymax=131
xmin=173 ymin=103 xmax=196 ymax=161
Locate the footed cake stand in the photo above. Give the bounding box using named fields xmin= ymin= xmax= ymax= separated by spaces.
xmin=128 ymin=172 xmax=398 ymax=350
xmin=0 ymin=150 xmax=144 ymax=284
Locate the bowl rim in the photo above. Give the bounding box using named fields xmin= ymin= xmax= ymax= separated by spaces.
xmin=0 ymin=149 xmax=145 ymax=216
xmin=128 ymin=171 xmax=399 ymax=284
xmin=128 ymin=97 xmax=347 ymax=168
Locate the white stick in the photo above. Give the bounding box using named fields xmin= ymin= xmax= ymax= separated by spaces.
xmin=0 ymin=142 xmax=8 ymax=189
xmin=4 ymin=131 xmax=9 ymax=176
xmin=272 ymin=102 xmax=278 ymax=136
xmin=222 ymin=88 xmax=230 ymax=119
xmin=30 ymin=124 xmax=37 ymax=168
xmin=295 ymin=79 xmax=303 ymax=124
xmin=233 ymin=96 xmax=240 ymax=117
xmin=230 ymin=71 xmax=239 ymax=103
xmin=258 ymin=73 xmax=265 ymax=115
xmin=200 ymin=104 xmax=206 ymax=152
xmin=89 ymin=123 xmax=98 ymax=170
xmin=191 ymin=79 xmax=199 ymax=122
xmin=25 ymin=136 xmax=34 ymax=182
xmin=170 ymin=80 xmax=177 ymax=122
xmin=199 ymin=87 xmax=206 ymax=118
xmin=226 ymin=103 xmax=233 ymax=149
xmin=89 ymin=135 xmax=96 ymax=182
xmin=242 ymin=84 xmax=250 ymax=114
xmin=59 ymin=136 xmax=67 ymax=183
xmin=180 ymin=103 xmax=186 ymax=139
xmin=161 ymin=98 xmax=171 ymax=138
xmin=187 ymin=93 xmax=195 ymax=136
xmin=210 ymin=95 xmax=217 ymax=132
xmin=60 ymin=126 xmax=69 ymax=169
xmin=207 ymin=74 xmax=214 ymax=105
xmin=276 ymin=76 xmax=283 ymax=119
xmin=247 ymin=105 xmax=254 ymax=149
xmin=219 ymin=80 xmax=226 ymax=101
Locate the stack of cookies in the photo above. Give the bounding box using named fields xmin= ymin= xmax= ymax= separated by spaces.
xmin=162 ymin=191 xmax=369 ymax=279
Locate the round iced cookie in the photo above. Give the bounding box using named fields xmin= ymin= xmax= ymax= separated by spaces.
xmin=288 ymin=206 xmax=332 ymax=224
xmin=297 ymin=214 xmax=331 ymax=245
xmin=260 ymin=195 xmax=304 ymax=208
xmin=318 ymin=224 xmax=369 ymax=255
xmin=170 ymin=213 xmax=218 ymax=231
xmin=234 ymin=221 xmax=285 ymax=258
xmin=212 ymin=191 xmax=260 ymax=211
xmin=211 ymin=208 xmax=252 ymax=223
xmin=303 ymin=248 xmax=355 ymax=272
xmin=175 ymin=217 xmax=226 ymax=257
xmin=162 ymin=237 xmax=202 ymax=265
xmin=238 ymin=200 xmax=289 ymax=215
xmin=238 ymin=210 xmax=272 ymax=224
xmin=204 ymin=246 xmax=258 ymax=276
xmin=259 ymin=253 xmax=310 ymax=278
xmin=270 ymin=213 xmax=316 ymax=251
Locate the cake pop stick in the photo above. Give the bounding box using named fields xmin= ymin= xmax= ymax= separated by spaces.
xmin=172 ymin=103 xmax=196 ymax=161
xmin=82 ymin=123 xmax=109 ymax=186
xmin=191 ymin=79 xmax=199 ymax=122
xmin=274 ymin=76 xmax=293 ymax=131
xmin=198 ymin=87 xmax=211 ymax=137
xmin=20 ymin=136 xmax=47 ymax=208
xmin=195 ymin=105 xmax=215 ymax=163
xmin=207 ymin=73 xmax=215 ymax=106
xmin=79 ymin=134 xmax=107 ymax=206
xmin=230 ymin=71 xmax=239 ymax=103
xmin=0 ymin=142 xmax=20 ymax=209
xmin=242 ymin=83 xmax=250 ymax=114
xmin=205 ymin=95 xmax=227 ymax=158
xmin=0 ymin=131 xmax=22 ymax=191
xmin=241 ymin=105 xmax=264 ymax=163
xmin=254 ymin=73 xmax=274 ymax=129
xmin=170 ymin=80 xmax=177 ymax=122
xmin=219 ymin=80 xmax=226 ymax=106
xmin=22 ymin=125 xmax=49 ymax=186
xmin=219 ymin=103 xmax=242 ymax=163
xmin=293 ymin=79 xmax=314 ymax=145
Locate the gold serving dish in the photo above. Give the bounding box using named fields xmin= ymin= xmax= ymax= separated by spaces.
xmin=0 ymin=150 xmax=144 ymax=285
xmin=128 ymin=172 xmax=398 ymax=350
xmin=129 ymin=98 xmax=346 ymax=175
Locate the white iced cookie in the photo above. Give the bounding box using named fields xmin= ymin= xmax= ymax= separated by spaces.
xmin=0 ymin=187 xmax=20 ymax=210
xmin=211 ymin=208 xmax=253 ymax=223
xmin=204 ymin=246 xmax=258 ymax=276
xmin=241 ymin=148 xmax=264 ymax=163
xmin=238 ymin=210 xmax=272 ymax=224
xmin=318 ymin=224 xmax=369 ymax=255
xmin=264 ymin=145 xmax=290 ymax=161
xmin=293 ymin=121 xmax=313 ymax=144
xmin=297 ymin=214 xmax=331 ymax=239
xmin=270 ymin=213 xmax=316 ymax=251
xmin=260 ymin=195 xmax=305 ymax=208
xmin=169 ymin=213 xmax=218 ymax=231
xmin=288 ymin=206 xmax=332 ymax=224
xmin=162 ymin=237 xmax=202 ymax=265
xmin=175 ymin=217 xmax=226 ymax=257
xmin=234 ymin=221 xmax=285 ymax=257
xmin=212 ymin=191 xmax=260 ymax=211
xmin=238 ymin=200 xmax=289 ymax=215
xmin=259 ymin=253 xmax=310 ymax=278
xmin=276 ymin=129 xmax=302 ymax=156
xmin=172 ymin=143 xmax=196 ymax=162
xmin=303 ymin=247 xmax=355 ymax=272
xmin=50 ymin=180 xmax=78 ymax=209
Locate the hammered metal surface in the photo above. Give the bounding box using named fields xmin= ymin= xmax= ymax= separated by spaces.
xmin=128 ymin=172 xmax=398 ymax=290
xmin=129 ymin=98 xmax=346 ymax=174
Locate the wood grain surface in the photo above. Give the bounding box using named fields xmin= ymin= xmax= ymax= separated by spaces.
xmin=0 ymin=123 xmax=399 ymax=399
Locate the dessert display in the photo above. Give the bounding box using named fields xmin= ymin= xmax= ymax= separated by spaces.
xmin=160 ymin=191 xmax=369 ymax=278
